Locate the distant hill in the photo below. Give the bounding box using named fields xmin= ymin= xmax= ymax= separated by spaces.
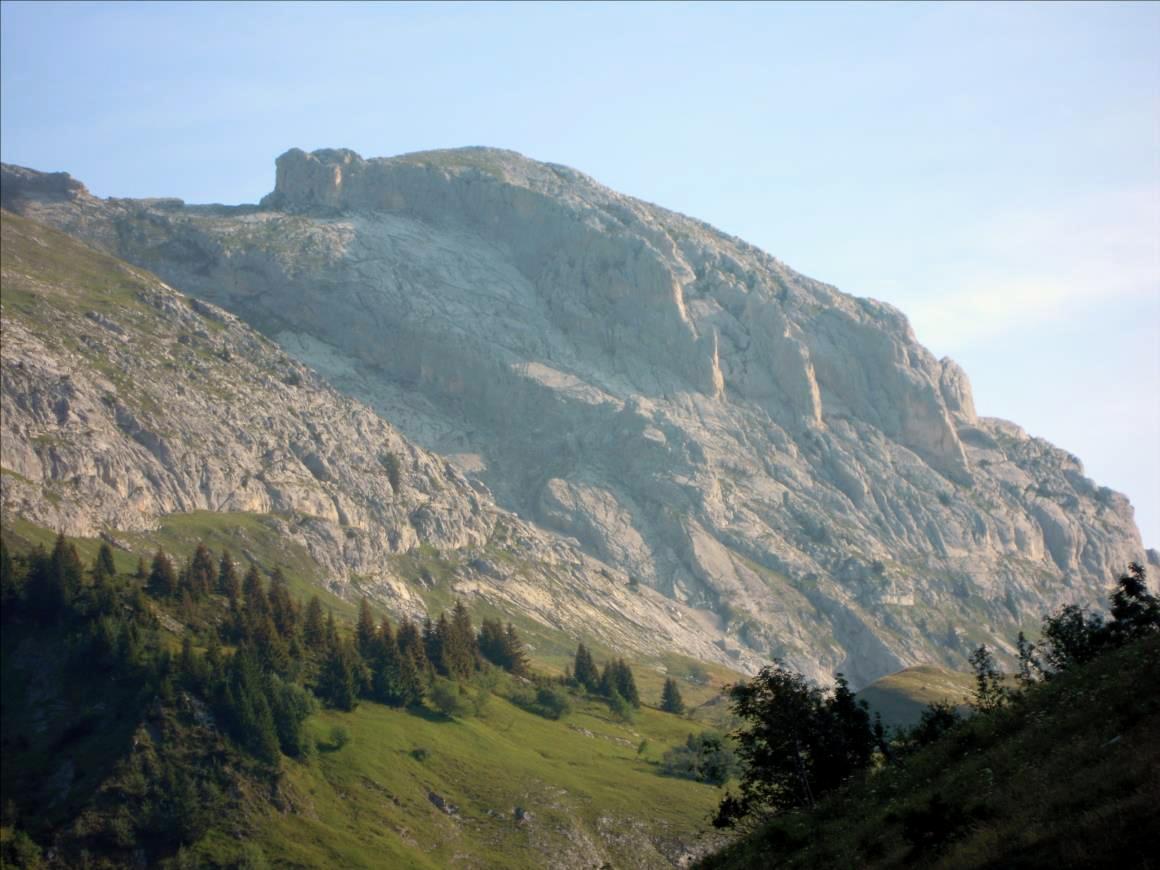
xmin=859 ymin=664 xmax=975 ymax=728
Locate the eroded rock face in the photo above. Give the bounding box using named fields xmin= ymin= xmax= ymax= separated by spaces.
xmin=2 ymin=150 xmax=1151 ymax=685
xmin=0 ymin=210 xmax=757 ymax=675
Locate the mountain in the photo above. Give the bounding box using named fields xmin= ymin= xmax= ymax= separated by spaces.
xmin=0 ymin=209 xmax=753 ymax=672
xmin=1 ymin=151 xmax=1152 ymax=685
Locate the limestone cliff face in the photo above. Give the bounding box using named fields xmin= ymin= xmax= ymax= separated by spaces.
xmin=0 ymin=210 xmax=752 ymax=673
xmin=2 ymin=151 xmax=1152 ymax=685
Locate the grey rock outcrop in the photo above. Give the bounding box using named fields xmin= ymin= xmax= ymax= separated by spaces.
xmin=0 ymin=210 xmax=756 ymax=673
xmin=2 ymin=149 xmax=1149 ymax=685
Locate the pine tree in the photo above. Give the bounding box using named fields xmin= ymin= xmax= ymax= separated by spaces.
xmin=448 ymin=601 xmax=478 ymax=678
xmin=303 ymin=595 xmax=326 ymax=650
xmin=93 ymin=541 xmax=117 ymax=585
xmin=318 ymin=639 xmax=359 ymax=711
xmin=223 ymin=648 xmax=281 ymax=763
xmin=242 ymin=565 xmax=269 ymax=620
xmin=661 ymin=677 xmax=686 ymax=715
xmin=50 ymin=532 xmax=84 ymax=604
xmin=217 ymin=550 xmax=241 ymax=601
xmin=614 ymin=659 xmax=641 ymax=708
xmin=356 ymin=597 xmax=378 ymax=662
xmin=424 ymin=616 xmax=446 ymax=675
xmin=397 ymin=618 xmax=429 ymax=673
xmin=504 ymin=623 xmax=530 ymax=676
xmin=188 ymin=542 xmax=215 ymax=598
xmin=573 ymin=643 xmax=599 ymax=691
xmin=478 ymin=618 xmax=506 ymax=668
xmin=147 ymin=549 xmax=178 ymax=599
xmin=134 ymin=556 xmax=148 ymax=581
xmin=267 ymin=568 xmax=298 ymax=639
xmin=324 ymin=609 xmax=339 ymax=651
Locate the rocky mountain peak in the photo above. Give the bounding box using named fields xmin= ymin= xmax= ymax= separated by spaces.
xmin=2 ymin=150 xmax=1150 ymax=685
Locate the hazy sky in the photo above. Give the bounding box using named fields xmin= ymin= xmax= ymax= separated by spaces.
xmin=3 ymin=1 xmax=1158 ymax=546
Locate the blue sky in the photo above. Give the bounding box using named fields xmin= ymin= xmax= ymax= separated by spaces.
xmin=3 ymin=1 xmax=1158 ymax=546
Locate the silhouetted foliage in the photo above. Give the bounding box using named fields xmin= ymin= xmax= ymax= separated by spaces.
xmin=713 ymin=664 xmax=875 ymax=827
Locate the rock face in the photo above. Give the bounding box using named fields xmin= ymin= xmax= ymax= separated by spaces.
xmin=2 ymin=150 xmax=1152 ymax=685
xmin=0 ymin=209 xmax=754 ymax=673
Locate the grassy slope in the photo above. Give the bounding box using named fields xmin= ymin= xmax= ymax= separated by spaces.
xmin=858 ymin=665 xmax=975 ymax=729
xmin=0 ymin=520 xmax=738 ymax=867
xmin=699 ymin=634 xmax=1160 ymax=869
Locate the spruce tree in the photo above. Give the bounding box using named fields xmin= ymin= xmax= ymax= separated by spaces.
xmin=217 ymin=550 xmax=241 ymax=601
xmin=147 ymin=549 xmax=178 ymax=599
xmin=267 ymin=568 xmax=297 ymax=639
xmin=93 ymin=541 xmax=117 ymax=585
xmin=573 ymin=643 xmax=599 ymax=692
xmin=661 ymin=677 xmax=686 ymax=715
xmin=504 ymin=623 xmax=530 ymax=676
xmin=303 ymin=595 xmax=326 ymax=650
xmin=223 ymin=648 xmax=281 ymax=763
xmin=614 ymin=659 xmax=641 ymax=708
xmin=356 ymin=597 xmax=377 ymax=662
xmin=478 ymin=618 xmax=507 ymax=668
xmin=397 ymin=618 xmax=429 ymax=673
xmin=188 ymin=542 xmax=215 ymax=598
xmin=242 ymin=565 xmax=269 ymax=619
xmin=318 ymin=639 xmax=359 ymax=711
xmin=448 ymin=601 xmax=478 ymax=678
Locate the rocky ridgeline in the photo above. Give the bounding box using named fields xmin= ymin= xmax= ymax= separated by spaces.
xmin=0 ymin=210 xmax=752 ymax=672
xmin=2 ymin=152 xmax=1152 ymax=685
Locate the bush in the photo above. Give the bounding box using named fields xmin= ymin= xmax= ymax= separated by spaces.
xmin=410 ymin=747 xmax=430 ymax=762
xmin=329 ymin=724 xmax=351 ymax=750
xmin=430 ymin=678 xmax=472 ymax=719
xmin=510 ymin=683 xmax=573 ymax=720
xmin=661 ymin=731 xmax=737 ymax=785
xmin=608 ymin=689 xmax=634 ymax=723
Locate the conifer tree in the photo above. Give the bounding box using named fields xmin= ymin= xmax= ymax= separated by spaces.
xmin=478 ymin=618 xmax=507 ymax=668
xmin=424 ymin=616 xmax=446 ymax=675
xmin=93 ymin=541 xmax=117 ymax=585
xmin=223 ymin=648 xmax=281 ymax=763
xmin=397 ymin=618 xmax=429 ymax=673
xmin=267 ymin=568 xmax=297 ymax=639
xmin=661 ymin=677 xmax=686 ymax=714
xmin=318 ymin=639 xmax=360 ymax=711
xmin=242 ymin=565 xmax=269 ymax=619
xmin=573 ymin=643 xmax=599 ymax=692
xmin=147 ymin=549 xmax=178 ymax=599
xmin=504 ymin=622 xmax=530 ymax=676
xmin=50 ymin=532 xmax=84 ymax=604
xmin=217 ymin=550 xmax=241 ymax=601
xmin=303 ymin=595 xmax=326 ymax=650
xmin=448 ymin=601 xmax=479 ymax=678
xmin=188 ymin=542 xmax=215 ymax=598
xmin=324 ymin=609 xmax=339 ymax=651
xmin=356 ymin=597 xmax=378 ymax=661
xmin=135 ymin=556 xmax=148 ymax=581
